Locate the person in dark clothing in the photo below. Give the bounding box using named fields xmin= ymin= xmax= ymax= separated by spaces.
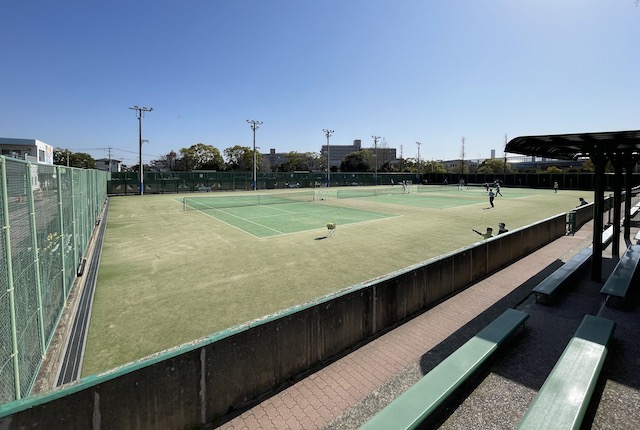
xmin=488 ymin=189 xmax=495 ymax=208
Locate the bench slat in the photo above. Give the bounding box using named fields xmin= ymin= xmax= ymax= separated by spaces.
xmin=360 ymin=309 xmax=529 ymax=430
xmin=600 ymin=244 xmax=640 ymax=298
xmin=532 ymin=248 xmax=591 ymax=301
xmin=602 ymin=225 xmax=614 ymax=246
xmin=517 ymin=315 xmax=615 ymax=430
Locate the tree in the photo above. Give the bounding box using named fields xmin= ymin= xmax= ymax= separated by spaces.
xmin=151 ymin=151 xmax=179 ymax=171
xmin=130 ymin=163 xmax=152 ymax=172
xmin=425 ymin=161 xmax=446 ymax=173
xmin=305 ymin=152 xmax=323 ymax=172
xmin=72 ymin=153 xmax=96 ymax=169
xmin=544 ymin=166 xmax=563 ymax=174
xmin=53 ymin=148 xmax=96 ymax=169
xmin=180 ymin=143 xmax=224 ymax=171
xmin=401 ymin=158 xmax=416 ymax=173
xmin=379 ymin=161 xmax=396 ymax=172
xmin=280 ymin=151 xmax=307 ymax=172
xmin=476 ymin=158 xmax=513 ymax=174
xmin=53 ymin=148 xmax=70 ymax=166
xmin=224 ymin=145 xmax=256 ymax=171
xmin=279 ymin=151 xmax=323 ymax=172
xmin=340 ymin=150 xmax=372 ymax=172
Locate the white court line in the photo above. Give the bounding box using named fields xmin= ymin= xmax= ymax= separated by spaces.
xmin=216 ymin=208 xmax=285 ymax=235
xmin=191 ymin=202 xmax=397 ymax=238
xmin=194 ymin=210 xmax=264 ymax=239
xmin=248 ymin=205 xmax=359 ymax=220
xmin=261 ymin=204 xmax=298 ymax=214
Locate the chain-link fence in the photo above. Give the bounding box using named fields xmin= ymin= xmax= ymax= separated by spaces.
xmin=0 ymin=156 xmax=108 ymax=403
xmin=108 ymin=171 xmax=423 ymax=194
xmin=109 ymin=170 xmax=640 ymax=195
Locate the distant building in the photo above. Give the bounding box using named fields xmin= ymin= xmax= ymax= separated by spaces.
xmin=95 ymin=158 xmax=122 ymax=172
xmin=439 ymin=159 xmax=480 ymax=172
xmin=0 ymin=137 xmax=54 ymax=165
xmin=320 ymin=139 xmax=398 ymax=169
xmin=505 ymin=155 xmax=585 ymax=171
xmin=263 ymin=139 xmax=399 ymax=172
xmin=149 ymin=151 xmax=178 ymax=172
xmin=320 ymin=139 xmax=360 ymax=169
xmin=264 ymin=149 xmax=290 ymax=171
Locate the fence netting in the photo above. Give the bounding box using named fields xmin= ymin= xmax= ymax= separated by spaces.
xmin=0 ymin=156 xmax=108 ymax=403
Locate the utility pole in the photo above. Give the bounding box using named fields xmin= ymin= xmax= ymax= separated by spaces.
xmin=372 ymin=135 xmax=380 ymax=185
xmin=107 ymin=147 xmax=113 ymax=172
xmin=247 ymin=119 xmax=263 ymax=190
xmin=323 ymin=129 xmax=334 ymax=187
xmin=129 ymin=106 xmax=153 ymax=195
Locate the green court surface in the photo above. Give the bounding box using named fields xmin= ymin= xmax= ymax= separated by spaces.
xmin=84 ymin=186 xmax=590 ymax=375
xmin=182 ymin=193 xmax=394 ymax=238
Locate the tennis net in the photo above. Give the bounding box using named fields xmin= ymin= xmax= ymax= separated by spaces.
xmin=336 ymin=186 xmax=414 ymax=199
xmin=183 ymin=191 xmax=315 ymax=210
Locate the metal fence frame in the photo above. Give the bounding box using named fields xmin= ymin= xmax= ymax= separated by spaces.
xmin=0 ymin=156 xmax=108 ymax=403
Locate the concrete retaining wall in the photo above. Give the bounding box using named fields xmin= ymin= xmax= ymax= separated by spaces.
xmin=0 ymin=213 xmax=568 ymax=430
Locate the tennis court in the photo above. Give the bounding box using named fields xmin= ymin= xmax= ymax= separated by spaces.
xmin=84 ymin=186 xmax=589 ymax=375
xmin=182 ymin=192 xmax=395 ymax=238
xmin=333 ymin=184 xmax=543 ymax=209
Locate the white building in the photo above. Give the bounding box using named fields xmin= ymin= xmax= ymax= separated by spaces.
xmin=95 ymin=158 xmax=122 ymax=172
xmin=0 ymin=137 xmax=54 ymax=165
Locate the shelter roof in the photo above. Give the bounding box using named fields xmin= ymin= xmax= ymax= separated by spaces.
xmin=505 ymin=130 xmax=640 ymax=160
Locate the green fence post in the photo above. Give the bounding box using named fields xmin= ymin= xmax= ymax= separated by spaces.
xmin=1 ymin=156 xmax=22 ymax=400
xmin=25 ymin=162 xmax=46 ymax=356
xmin=70 ymin=170 xmax=78 ymax=291
xmin=567 ymin=210 xmax=577 ymax=235
xmin=56 ymin=167 xmax=68 ymax=298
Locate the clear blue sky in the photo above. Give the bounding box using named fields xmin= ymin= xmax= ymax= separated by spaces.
xmin=1 ymin=0 xmax=638 ymax=167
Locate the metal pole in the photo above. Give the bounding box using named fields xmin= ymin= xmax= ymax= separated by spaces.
xmin=25 ymin=162 xmax=46 ymax=355
xmin=247 ymin=120 xmax=263 ymax=190
xmin=129 ymin=106 xmax=153 ymax=196
xmin=138 ymin=114 xmax=142 ymax=194
xmin=416 ymin=141 xmax=421 ymax=182
xmin=372 ymin=135 xmax=380 ymax=185
xmin=1 ymin=156 xmax=21 ymax=400
xmin=323 ymin=129 xmax=333 ymax=187
xmin=57 ymin=166 xmax=68 ymax=295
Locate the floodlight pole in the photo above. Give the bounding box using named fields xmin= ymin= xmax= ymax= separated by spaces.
xmin=372 ymin=135 xmax=380 ymax=185
xmin=416 ymin=141 xmax=421 ymax=180
xmin=247 ymin=119 xmax=263 ymax=190
xmin=323 ymin=129 xmax=334 ymax=187
xmin=129 ymin=106 xmax=153 ymax=195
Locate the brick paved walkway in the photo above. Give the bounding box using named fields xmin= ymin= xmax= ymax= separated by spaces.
xmin=216 ymin=226 xmax=594 ymax=430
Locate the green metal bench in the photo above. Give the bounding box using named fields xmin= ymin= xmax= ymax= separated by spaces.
xmin=359 ymin=308 xmax=529 ymax=430
xmin=600 ymin=244 xmax=640 ymax=302
xmin=517 ymin=314 xmax=615 ymax=430
xmin=531 ymin=248 xmax=592 ymax=304
xmin=601 ymin=225 xmax=614 ymax=247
